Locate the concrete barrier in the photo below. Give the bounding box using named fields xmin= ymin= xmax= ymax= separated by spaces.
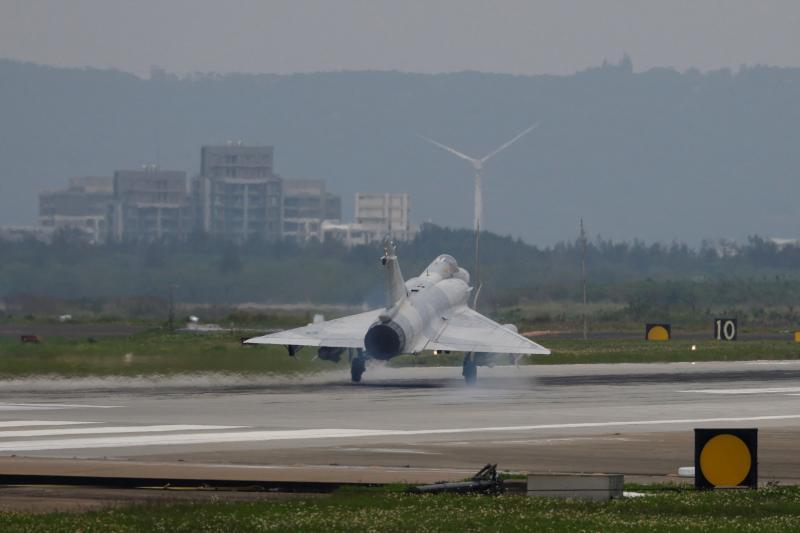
xmin=527 ymin=473 xmax=624 ymax=501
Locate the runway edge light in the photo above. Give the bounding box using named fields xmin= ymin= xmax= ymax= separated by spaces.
xmin=694 ymin=428 xmax=757 ymax=489
xmin=645 ymin=323 xmax=671 ymax=341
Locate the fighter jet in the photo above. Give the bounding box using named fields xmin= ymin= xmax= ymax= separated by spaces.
xmin=245 ymin=243 xmax=550 ymax=383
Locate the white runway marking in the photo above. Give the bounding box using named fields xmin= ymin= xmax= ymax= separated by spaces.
xmin=1 ymin=414 xmax=799 ymax=452
xmin=0 ymin=403 xmax=120 ymax=411
xmin=0 ymin=421 xmax=93 ymax=428
xmin=337 ymin=447 xmax=440 ymax=455
xmin=490 ymin=436 xmax=634 ymax=446
xmin=0 ymin=425 xmax=243 ymax=438
xmin=745 ymin=361 xmax=798 ymax=365
xmin=680 ymin=387 xmax=800 ymax=395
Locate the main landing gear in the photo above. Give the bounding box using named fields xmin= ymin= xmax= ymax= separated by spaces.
xmin=462 ymin=353 xmax=478 ymax=385
xmin=350 ymin=350 xmax=367 ymax=383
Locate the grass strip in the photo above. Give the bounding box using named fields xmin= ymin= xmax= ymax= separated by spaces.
xmin=2 ymin=485 xmax=800 ymax=532
xmin=2 ymin=331 xmax=800 ymax=378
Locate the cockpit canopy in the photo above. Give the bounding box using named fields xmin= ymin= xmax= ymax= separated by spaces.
xmin=423 ymin=254 xmax=470 ymax=284
xmin=430 ymin=254 xmax=458 ymax=273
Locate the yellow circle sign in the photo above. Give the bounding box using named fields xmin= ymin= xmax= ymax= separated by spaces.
xmin=647 ymin=325 xmax=669 ymax=341
xmin=699 ymin=434 xmax=752 ymax=486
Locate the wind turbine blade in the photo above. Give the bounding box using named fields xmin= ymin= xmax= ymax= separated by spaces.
xmin=480 ymin=122 xmax=541 ymax=164
xmin=417 ymin=134 xmax=478 ymax=164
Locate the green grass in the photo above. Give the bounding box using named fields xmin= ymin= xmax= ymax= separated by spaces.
xmin=391 ymin=338 xmax=800 ymax=367
xmin=2 ymin=486 xmax=800 ymax=532
xmin=533 ymin=338 xmax=800 ymax=365
xmin=0 ymin=330 xmax=346 ymax=377
xmin=2 ymin=331 xmax=800 ymax=378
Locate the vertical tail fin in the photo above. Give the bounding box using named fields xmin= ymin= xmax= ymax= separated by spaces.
xmin=381 ymin=240 xmax=407 ymax=309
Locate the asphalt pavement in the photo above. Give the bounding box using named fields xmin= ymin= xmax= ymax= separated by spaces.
xmin=0 ymin=361 xmax=799 ymax=484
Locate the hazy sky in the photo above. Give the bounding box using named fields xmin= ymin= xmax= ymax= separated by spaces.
xmin=2 ymin=1 xmax=800 ymax=76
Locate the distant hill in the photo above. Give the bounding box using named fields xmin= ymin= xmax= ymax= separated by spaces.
xmin=1 ymin=58 xmax=799 ymax=244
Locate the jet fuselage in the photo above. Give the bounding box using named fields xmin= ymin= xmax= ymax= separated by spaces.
xmin=365 ymin=254 xmax=470 ymax=359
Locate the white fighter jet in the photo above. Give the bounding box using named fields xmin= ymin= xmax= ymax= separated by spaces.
xmin=245 ymin=243 xmax=550 ymax=383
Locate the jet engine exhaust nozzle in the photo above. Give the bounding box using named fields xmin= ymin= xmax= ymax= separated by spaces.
xmin=364 ymin=321 xmax=406 ymax=360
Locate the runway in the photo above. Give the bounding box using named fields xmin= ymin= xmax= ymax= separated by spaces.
xmin=2 ymin=361 xmax=800 ymax=483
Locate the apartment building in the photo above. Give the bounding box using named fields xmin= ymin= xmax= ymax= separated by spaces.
xmin=195 ymin=143 xmax=282 ymax=242
xmin=354 ymin=192 xmax=415 ymax=242
xmin=108 ymin=167 xmax=192 ymax=242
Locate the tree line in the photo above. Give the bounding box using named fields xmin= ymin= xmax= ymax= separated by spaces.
xmin=2 ymin=226 xmax=800 ymax=317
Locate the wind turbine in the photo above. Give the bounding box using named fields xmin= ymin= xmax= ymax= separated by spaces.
xmin=418 ymin=123 xmax=540 ymax=233
xmin=418 ymin=123 xmax=540 ymax=299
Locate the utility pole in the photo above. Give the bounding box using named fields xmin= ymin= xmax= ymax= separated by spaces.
xmin=168 ymin=284 xmax=177 ymax=331
xmin=474 ymin=221 xmax=480 ymax=294
xmin=580 ymin=218 xmax=588 ymax=340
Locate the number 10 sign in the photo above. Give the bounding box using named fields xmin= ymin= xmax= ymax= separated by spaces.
xmin=714 ymin=318 xmax=737 ymax=341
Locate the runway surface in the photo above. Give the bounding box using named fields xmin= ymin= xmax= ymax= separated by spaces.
xmin=2 ymin=361 xmax=800 ymax=483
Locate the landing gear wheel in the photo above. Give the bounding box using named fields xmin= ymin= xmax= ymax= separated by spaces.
xmin=462 ymin=356 xmax=478 ymax=386
xmin=351 ymin=356 xmax=366 ymax=383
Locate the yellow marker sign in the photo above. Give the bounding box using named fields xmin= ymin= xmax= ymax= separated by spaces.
xmin=699 ymin=434 xmax=752 ymax=486
xmin=794 ymin=331 xmax=800 ymax=343
xmin=646 ymin=324 xmax=671 ymax=341
xmin=694 ymin=428 xmax=757 ymax=489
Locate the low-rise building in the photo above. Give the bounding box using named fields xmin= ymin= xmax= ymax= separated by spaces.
xmin=282 ymin=179 xmax=342 ymax=241
xmin=38 ymin=176 xmax=113 ymax=243
xmin=108 ymin=167 xmax=192 ymax=242
xmin=320 ymin=221 xmax=374 ymax=247
xmin=355 ymin=192 xmax=415 ymax=242
xmin=0 ymin=225 xmax=56 ymax=243
xmin=320 ymin=192 xmax=416 ymax=248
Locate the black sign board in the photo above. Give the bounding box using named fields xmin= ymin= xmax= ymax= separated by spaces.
xmin=714 ymin=318 xmax=737 ymax=341
xmin=694 ymin=428 xmax=757 ymax=489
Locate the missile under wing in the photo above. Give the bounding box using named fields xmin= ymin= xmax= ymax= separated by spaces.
xmin=245 ymin=244 xmax=549 ymax=383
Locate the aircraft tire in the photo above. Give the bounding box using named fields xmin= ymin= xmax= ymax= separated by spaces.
xmin=351 ymin=357 xmax=366 ymax=383
xmin=463 ymin=359 xmax=478 ymax=386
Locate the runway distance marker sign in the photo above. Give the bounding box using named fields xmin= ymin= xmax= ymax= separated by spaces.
xmin=694 ymin=428 xmax=757 ymax=489
xmin=645 ymin=323 xmax=671 ymax=341
xmin=714 ymin=318 xmax=737 ymax=341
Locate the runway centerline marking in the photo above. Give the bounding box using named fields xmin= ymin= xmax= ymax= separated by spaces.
xmin=1 ymin=414 xmax=800 ymax=452
xmin=0 ymin=425 xmax=244 ymax=439
xmin=0 ymin=421 xmax=94 ymax=428
xmin=679 ymin=387 xmax=800 ymax=395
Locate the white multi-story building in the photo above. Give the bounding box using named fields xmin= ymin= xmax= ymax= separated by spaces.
xmin=354 ymin=192 xmax=415 ymax=242
xmin=108 ymin=167 xmax=192 ymax=242
xmin=322 ymin=192 xmax=416 ymax=248
xmin=195 ymin=143 xmax=283 ymax=243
